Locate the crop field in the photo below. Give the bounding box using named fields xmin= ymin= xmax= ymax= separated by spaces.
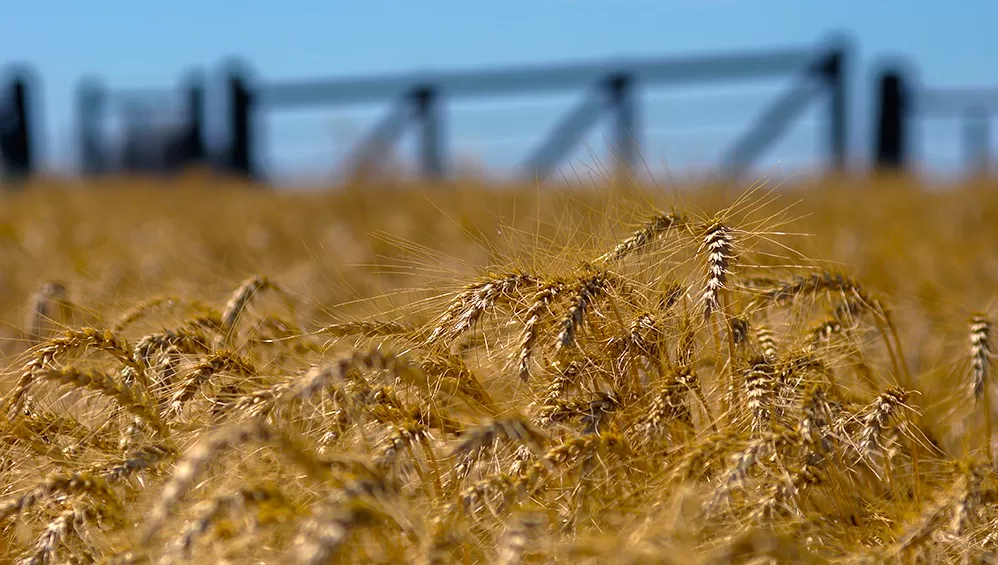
xmin=1 ymin=174 xmax=998 ymax=564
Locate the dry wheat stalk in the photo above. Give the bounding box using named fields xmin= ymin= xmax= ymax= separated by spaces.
xmin=597 ymin=211 xmax=687 ymax=263
xmin=111 ymin=296 xmax=219 ymax=333
xmin=141 ymin=420 xmax=334 ymax=542
xmin=754 ymin=323 xmax=778 ymax=362
xmin=762 ymin=271 xmax=866 ymax=305
xmin=169 ymin=350 xmax=256 ymax=414
xmin=16 ymin=504 xmax=94 ymax=565
xmin=744 ymin=358 xmax=776 ymax=435
xmin=613 ymin=312 xmax=665 ymax=384
xmin=856 ymin=387 xmax=912 ymax=463
xmin=374 ymin=420 xmax=429 ymax=470
xmin=883 ymin=488 xmax=962 ymax=559
xmin=317 ymin=320 xmax=412 ymax=338
xmin=173 ymin=484 xmax=290 ymax=559
xmin=516 ymin=282 xmax=566 ymax=381
xmin=5 ymin=328 xmax=144 ymax=417
xmin=970 ymin=314 xmax=992 ymax=401
xmin=295 ymin=494 xmax=392 ymax=565
xmin=950 ymin=463 xmax=989 ymax=537
xmin=496 ymin=510 xmax=545 ymax=565
xmin=729 ymin=316 xmax=750 ymax=348
xmin=225 ymin=352 xmax=419 ymax=423
xmin=699 ymin=221 xmax=735 ymax=322
xmin=808 ymin=298 xmax=866 ymax=350
xmin=133 ymin=324 xmax=214 ymax=368
xmin=0 ymin=471 xmax=120 ymax=525
xmin=221 ymin=275 xmax=274 ymax=331
xmin=24 ymin=281 xmax=70 ymax=344
xmin=33 ymin=366 xmax=165 ymax=434
xmin=639 ymin=368 xmax=696 ymax=443
xmin=555 ymin=271 xmax=614 ymax=353
xmin=428 ymin=272 xmax=540 ymax=344
xmin=537 ymin=392 xmax=620 ymax=434
xmin=707 ymin=429 xmax=797 ymax=514
xmin=798 ymin=384 xmax=835 ymax=456
xmin=453 ymin=473 xmax=519 ymax=517
xmin=98 ymin=443 xmax=176 ymax=483
xmin=451 ymin=417 xmax=546 ymax=483
xmin=757 ymin=452 xmax=827 ymax=523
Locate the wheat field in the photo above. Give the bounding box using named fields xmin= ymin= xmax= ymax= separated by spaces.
xmin=1 ymin=174 xmax=997 ymax=564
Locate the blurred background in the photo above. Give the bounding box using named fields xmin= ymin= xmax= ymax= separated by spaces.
xmin=1 ymin=0 xmax=996 ymax=187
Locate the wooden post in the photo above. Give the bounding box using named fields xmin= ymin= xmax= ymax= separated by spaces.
xmin=606 ymin=72 xmax=638 ymax=177
xmin=182 ymin=71 xmax=205 ymax=168
xmin=875 ymin=69 xmax=908 ymax=170
xmin=0 ymin=70 xmax=35 ymax=182
xmin=227 ymin=67 xmax=255 ymax=180
xmin=963 ymin=106 xmax=991 ymax=177
xmin=411 ymin=85 xmax=443 ymax=180
xmin=819 ymin=47 xmax=847 ymax=172
xmin=76 ymin=76 xmax=106 ymax=176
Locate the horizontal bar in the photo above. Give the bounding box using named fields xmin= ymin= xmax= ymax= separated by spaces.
xmin=262 ymin=47 xmax=817 ymax=109
xmin=919 ymin=87 xmax=998 ymax=115
xmin=105 ymin=88 xmax=182 ymax=106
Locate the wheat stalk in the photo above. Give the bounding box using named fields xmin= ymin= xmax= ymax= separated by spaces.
xmin=699 ymin=221 xmax=735 ymax=322
xmin=516 ymin=282 xmax=566 ymax=381
xmin=24 ymin=281 xmax=70 ymax=344
xmin=969 ymin=314 xmax=993 ymax=461
xmin=597 ymin=211 xmax=687 ymax=263
xmin=141 ymin=421 xmax=334 ymax=543
xmin=33 ymin=366 xmax=165 ymax=434
xmin=428 ymin=272 xmax=540 ymax=344
xmin=0 ymin=471 xmax=120 ymax=525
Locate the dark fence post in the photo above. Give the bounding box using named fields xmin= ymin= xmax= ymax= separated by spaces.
xmin=874 ymin=69 xmax=908 ymax=170
xmin=120 ymin=100 xmax=144 ymax=173
xmin=77 ymin=77 xmax=106 ymax=176
xmin=411 ymin=85 xmax=443 ymax=180
xmin=182 ymin=72 xmax=205 ymax=168
xmin=606 ymin=72 xmax=638 ymax=177
xmin=963 ymin=105 xmax=991 ymax=177
xmin=0 ymin=70 xmax=35 ymax=182
xmin=227 ymin=68 xmax=254 ymax=180
xmin=818 ymin=46 xmax=847 ymax=173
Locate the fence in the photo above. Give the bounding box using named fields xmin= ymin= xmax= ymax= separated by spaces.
xmin=64 ymin=35 xmax=848 ymax=183
xmin=876 ymin=70 xmax=998 ymax=175
xmin=76 ymin=72 xmax=208 ymax=176
xmin=0 ymin=67 xmax=35 ymax=183
xmin=1 ymin=34 xmax=996 ymax=183
xmin=874 ymin=66 xmax=997 ymax=174
xmin=250 ymin=35 xmax=846 ymax=182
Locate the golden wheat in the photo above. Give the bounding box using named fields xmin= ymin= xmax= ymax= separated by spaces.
xmin=0 ymin=178 xmax=997 ymax=563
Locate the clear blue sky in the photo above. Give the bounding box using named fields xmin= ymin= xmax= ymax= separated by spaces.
xmin=3 ymin=0 xmax=997 ymax=181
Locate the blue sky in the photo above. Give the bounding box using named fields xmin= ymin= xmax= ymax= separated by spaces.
xmin=3 ymin=0 xmax=997 ymax=182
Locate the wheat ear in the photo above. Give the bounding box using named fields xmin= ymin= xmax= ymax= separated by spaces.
xmin=0 ymin=471 xmax=119 ymax=525
xmin=516 ymin=282 xmax=565 ymax=381
xmin=744 ymin=358 xmax=776 ymax=436
xmin=597 ymin=211 xmax=687 ymax=263
xmin=141 ymin=421 xmax=332 ymax=543
xmin=24 ymin=281 xmax=70 ymax=344
xmin=169 ymin=350 xmax=256 ymax=414
xmin=496 ymin=510 xmax=545 ymax=565
xmin=33 ymin=366 xmax=165 ymax=434
xmin=296 ymin=494 xmax=392 ymax=565
xmin=429 ymin=272 xmax=540 ymax=344
xmin=5 ymin=327 xmax=144 ymax=417
xmin=699 ymin=222 xmax=735 ymax=323
xmin=555 ymin=272 xmax=613 ymax=353
xmin=969 ymin=314 xmax=993 ymax=460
